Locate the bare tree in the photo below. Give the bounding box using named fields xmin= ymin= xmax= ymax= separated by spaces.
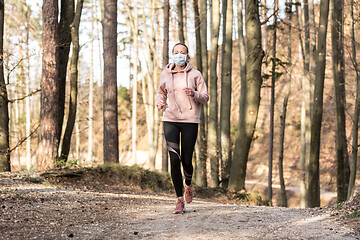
xmin=277 ymin=0 xmax=293 ymax=208
xmin=177 ymin=0 xmax=185 ymax=42
xmin=267 ymin=0 xmax=279 ymax=202
xmin=348 ymin=0 xmax=359 ymax=200
xmin=229 ymin=0 xmax=264 ymax=191
xmin=37 ymin=0 xmax=60 ymax=169
xmin=162 ymin=0 xmax=170 ymax=172
xmin=57 ymin=0 xmax=74 ymax=147
xmin=103 ymin=0 xmax=119 ymax=163
xmin=220 ymin=0 xmax=233 ymax=188
xmin=0 ymin=0 xmax=9 ymax=172
xmin=331 ymin=0 xmax=350 ymax=202
xmin=307 ymin=0 xmax=330 ymax=208
xmin=59 ymin=0 xmax=84 ymax=162
xmin=207 ymin=0 xmax=221 ymax=188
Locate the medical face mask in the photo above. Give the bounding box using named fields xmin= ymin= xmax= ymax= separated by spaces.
xmin=173 ymin=53 xmax=187 ymax=66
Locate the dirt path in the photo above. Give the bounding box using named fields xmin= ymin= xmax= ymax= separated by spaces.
xmin=0 ymin=174 xmax=358 ymax=240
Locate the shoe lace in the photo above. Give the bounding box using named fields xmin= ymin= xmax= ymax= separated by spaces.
xmin=176 ymin=199 xmax=184 ymax=209
xmin=185 ymin=186 xmax=192 ymax=196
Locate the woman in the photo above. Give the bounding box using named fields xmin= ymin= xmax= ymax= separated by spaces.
xmin=155 ymin=43 xmax=209 ymax=214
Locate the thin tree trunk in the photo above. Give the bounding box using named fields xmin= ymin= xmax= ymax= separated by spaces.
xmin=348 ymin=0 xmax=359 ymax=200
xmin=229 ymin=0 xmax=264 ymax=191
xmin=59 ymin=0 xmax=84 ymax=163
xmin=37 ymin=0 xmax=59 ymax=170
xmin=25 ymin=7 xmax=31 ymax=169
xmin=278 ymin=0 xmax=293 ymax=207
xmin=0 ymin=0 xmax=9 ymax=172
xmin=297 ymin=2 xmax=311 ymax=208
xmin=331 ymin=0 xmax=349 ymax=202
xmin=88 ymin=0 xmax=95 ymax=164
xmin=57 ymin=0 xmax=75 ymax=148
xmin=207 ymin=0 xmax=221 ymax=188
xmin=199 ymin=0 xmax=209 ymax=186
xmin=237 ymin=0 xmax=246 ymax=189
xmin=162 ymin=0 xmax=169 ymax=172
xmin=307 ymin=0 xmax=330 ymax=207
xmin=220 ymin=0 xmax=233 ymax=189
xmin=103 ymin=0 xmax=119 ymax=163
xmin=177 ymin=0 xmax=185 ymax=43
xmin=268 ymin=0 xmax=279 ymax=202
xmin=132 ymin=0 xmax=138 ymax=165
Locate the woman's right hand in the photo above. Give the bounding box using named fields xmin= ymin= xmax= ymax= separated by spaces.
xmin=157 ymin=100 xmax=165 ymax=109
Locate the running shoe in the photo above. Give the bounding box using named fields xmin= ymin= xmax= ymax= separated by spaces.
xmin=173 ymin=198 xmax=185 ymax=214
xmin=184 ymin=179 xmax=193 ymax=203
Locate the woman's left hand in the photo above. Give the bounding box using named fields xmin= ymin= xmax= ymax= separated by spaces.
xmin=183 ymin=87 xmax=195 ymax=97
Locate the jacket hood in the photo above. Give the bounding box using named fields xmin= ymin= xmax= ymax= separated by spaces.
xmin=165 ymin=62 xmax=193 ymax=73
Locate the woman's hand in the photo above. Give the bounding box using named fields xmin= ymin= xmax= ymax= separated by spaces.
xmin=157 ymin=99 xmax=165 ymax=109
xmin=183 ymin=87 xmax=195 ymax=97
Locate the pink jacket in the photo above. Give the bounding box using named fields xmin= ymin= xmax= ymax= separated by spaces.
xmin=156 ymin=62 xmax=209 ymax=123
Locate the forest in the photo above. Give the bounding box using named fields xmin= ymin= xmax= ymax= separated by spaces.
xmin=0 ymin=0 xmax=359 ymax=210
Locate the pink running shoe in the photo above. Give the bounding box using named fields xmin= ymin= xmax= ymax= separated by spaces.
xmin=184 ymin=180 xmax=193 ymax=204
xmin=173 ymin=198 xmax=185 ymax=214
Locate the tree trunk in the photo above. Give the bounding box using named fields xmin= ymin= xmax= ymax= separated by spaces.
xmin=348 ymin=0 xmax=359 ymax=200
xmin=297 ymin=0 xmax=312 ymax=208
xmin=0 ymin=0 xmax=9 ymax=172
xmin=59 ymin=0 xmax=84 ymax=163
xmin=220 ymin=0 xmax=233 ymax=189
xmin=268 ymin=0 xmax=279 ymax=202
xmin=229 ymin=0 xmax=264 ymax=191
xmin=103 ymin=0 xmax=119 ymax=163
xmin=132 ymin=0 xmax=138 ymax=165
xmin=307 ymin=0 xmax=330 ymax=207
xmin=162 ymin=0 xmax=169 ymax=172
xmin=57 ymin=0 xmax=75 ymax=147
xmin=331 ymin=0 xmax=350 ymax=203
xmin=237 ymin=0 xmax=247 ymax=188
xmin=277 ymin=0 xmax=293 ymax=207
xmin=198 ymin=0 xmax=208 ymax=186
xmin=88 ymin=0 xmax=95 ymax=164
xmin=25 ymin=6 xmax=32 ymax=169
xmin=37 ymin=0 xmax=59 ymax=170
xmin=177 ymin=0 xmax=185 ymax=43
xmin=207 ymin=0 xmax=221 ymax=188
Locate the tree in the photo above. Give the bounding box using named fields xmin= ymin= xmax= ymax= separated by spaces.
xmin=88 ymin=0 xmax=95 ymax=164
xmin=103 ymin=0 xmax=119 ymax=163
xmin=267 ymin=0 xmax=279 ymax=202
xmin=162 ymin=0 xmax=170 ymax=172
xmin=220 ymin=0 xmax=233 ymax=188
xmin=37 ymin=0 xmax=60 ymax=169
xmin=277 ymin=0 xmax=293 ymax=208
xmin=348 ymin=0 xmax=359 ymax=200
xmin=57 ymin=0 xmax=74 ymax=147
xmin=177 ymin=0 xmax=185 ymax=43
xmin=229 ymin=0 xmax=264 ymax=191
xmin=59 ymin=0 xmax=84 ymax=162
xmin=207 ymin=0 xmax=220 ymax=188
xmin=0 ymin=0 xmax=9 ymax=172
xmin=296 ymin=0 xmax=312 ymax=208
xmin=131 ymin=0 xmax=138 ymax=165
xmin=197 ymin=0 xmax=209 ymax=186
xmin=331 ymin=0 xmax=350 ymax=202
xmin=307 ymin=0 xmax=330 ymax=207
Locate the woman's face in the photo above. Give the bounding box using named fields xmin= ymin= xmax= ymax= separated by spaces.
xmin=173 ymin=44 xmax=188 ymax=55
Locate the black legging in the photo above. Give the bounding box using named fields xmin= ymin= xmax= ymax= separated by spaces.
xmin=163 ymin=121 xmax=198 ymax=197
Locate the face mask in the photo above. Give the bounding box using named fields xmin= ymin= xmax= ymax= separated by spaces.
xmin=173 ymin=53 xmax=187 ymax=66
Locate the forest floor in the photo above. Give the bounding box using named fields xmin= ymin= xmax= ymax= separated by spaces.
xmin=0 ymin=166 xmax=359 ymax=240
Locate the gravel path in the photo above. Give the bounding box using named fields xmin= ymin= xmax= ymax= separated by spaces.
xmin=0 ymin=175 xmax=359 ymax=240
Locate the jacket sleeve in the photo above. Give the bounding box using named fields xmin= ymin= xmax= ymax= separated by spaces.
xmin=193 ymin=73 xmax=209 ymax=104
xmin=155 ymin=71 xmax=167 ymax=104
